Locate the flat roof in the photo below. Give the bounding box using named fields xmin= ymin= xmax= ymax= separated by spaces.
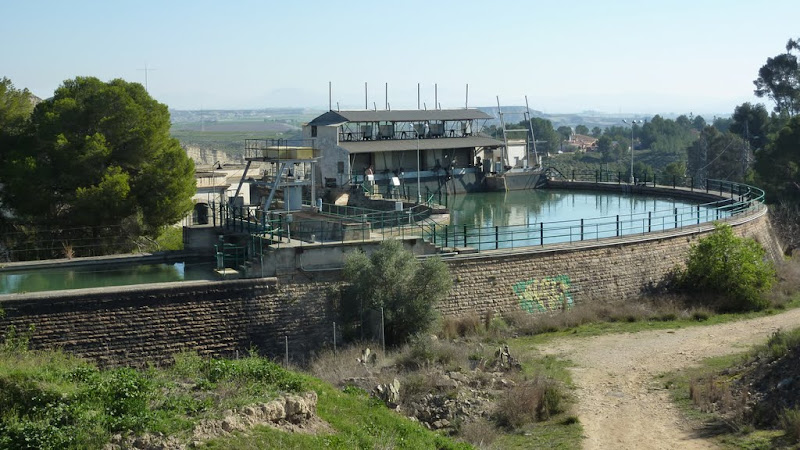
xmin=308 ymin=109 xmax=493 ymax=126
xmin=338 ymin=136 xmax=503 ymax=154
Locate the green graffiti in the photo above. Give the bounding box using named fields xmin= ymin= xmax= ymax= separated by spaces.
xmin=512 ymin=275 xmax=573 ymax=313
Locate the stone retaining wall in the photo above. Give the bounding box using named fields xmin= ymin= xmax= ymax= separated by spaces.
xmin=0 ymin=278 xmax=338 ymax=366
xmin=0 ymin=205 xmax=780 ymax=366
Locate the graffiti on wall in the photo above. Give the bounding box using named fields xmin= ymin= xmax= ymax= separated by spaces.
xmin=512 ymin=275 xmax=574 ymax=313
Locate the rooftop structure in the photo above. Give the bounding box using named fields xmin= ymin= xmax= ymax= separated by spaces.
xmin=302 ymin=108 xmax=505 ymax=197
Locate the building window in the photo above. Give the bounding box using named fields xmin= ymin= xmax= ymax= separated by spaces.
xmin=311 ymin=126 xmax=317 ymax=137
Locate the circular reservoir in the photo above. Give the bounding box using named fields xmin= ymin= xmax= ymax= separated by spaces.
xmin=432 ymin=188 xmax=727 ymax=250
xmin=0 ymin=261 xmax=217 ymax=295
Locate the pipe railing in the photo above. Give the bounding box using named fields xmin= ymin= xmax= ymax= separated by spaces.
xmin=209 ymin=178 xmax=764 ymax=253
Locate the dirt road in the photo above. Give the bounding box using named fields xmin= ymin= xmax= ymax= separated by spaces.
xmin=536 ymin=308 xmax=800 ymax=449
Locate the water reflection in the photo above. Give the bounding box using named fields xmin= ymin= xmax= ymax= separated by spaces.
xmin=0 ymin=262 xmax=215 ymax=295
xmin=436 ymin=189 xmax=721 ymax=250
xmin=447 ymin=189 xmax=694 ymax=227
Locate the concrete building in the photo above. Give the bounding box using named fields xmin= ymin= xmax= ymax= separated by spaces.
xmin=301 ymin=109 xmax=504 ymax=196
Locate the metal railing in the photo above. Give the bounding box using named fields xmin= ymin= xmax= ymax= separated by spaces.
xmin=207 ymin=178 xmax=764 ymax=254
xmin=243 ymin=138 xmax=320 ymax=160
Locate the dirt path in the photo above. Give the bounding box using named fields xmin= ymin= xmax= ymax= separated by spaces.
xmin=535 ymin=308 xmax=800 ymax=450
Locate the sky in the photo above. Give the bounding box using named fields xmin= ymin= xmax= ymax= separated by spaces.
xmin=2 ymin=0 xmax=798 ymax=115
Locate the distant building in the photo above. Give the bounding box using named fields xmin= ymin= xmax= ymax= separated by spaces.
xmin=301 ymin=109 xmax=504 ymax=191
xmin=569 ymin=134 xmax=599 ymax=152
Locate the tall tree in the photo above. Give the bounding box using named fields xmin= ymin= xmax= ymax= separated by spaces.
xmin=527 ymin=118 xmax=560 ymax=155
xmin=754 ymin=38 xmax=800 ymax=116
xmin=687 ymin=127 xmax=750 ymax=184
xmin=730 ymin=102 xmax=770 ymax=150
xmin=754 ymin=115 xmax=800 ymax=201
xmin=0 ymin=77 xmax=195 ymax=256
xmin=575 ymin=124 xmax=589 ymax=135
xmin=556 ymin=125 xmax=572 ymax=142
xmin=591 ymin=126 xmax=602 ymax=137
xmin=0 ymin=77 xmax=34 ymax=137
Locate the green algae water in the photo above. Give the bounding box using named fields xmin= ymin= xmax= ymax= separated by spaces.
xmin=0 ymin=261 xmax=217 ymax=295
xmin=434 ymin=189 xmax=726 ymax=249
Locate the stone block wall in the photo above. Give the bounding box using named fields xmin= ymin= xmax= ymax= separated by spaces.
xmin=0 ymin=206 xmax=779 ymax=366
xmin=441 ymin=208 xmax=779 ymax=317
xmin=0 ymin=278 xmax=338 ymax=367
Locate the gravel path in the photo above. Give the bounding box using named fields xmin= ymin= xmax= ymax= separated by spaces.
xmin=535 ymin=308 xmax=800 ymax=449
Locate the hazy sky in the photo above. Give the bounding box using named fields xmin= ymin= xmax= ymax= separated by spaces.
xmin=2 ymin=0 xmax=798 ymax=115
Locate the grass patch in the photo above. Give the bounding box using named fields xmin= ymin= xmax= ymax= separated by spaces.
xmin=203 ymin=376 xmax=469 ymax=450
xmin=662 ymin=328 xmax=800 ymax=448
xmin=507 ymin=295 xmax=800 ymax=347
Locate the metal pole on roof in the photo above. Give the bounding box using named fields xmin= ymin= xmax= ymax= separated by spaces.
xmin=417 ymin=132 xmax=421 ymax=204
xmin=465 ymin=84 xmax=469 ymax=109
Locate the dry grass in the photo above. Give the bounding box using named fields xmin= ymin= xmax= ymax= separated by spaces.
xmin=494 ymin=376 xmax=564 ymax=429
xmin=395 ymin=335 xmax=494 ymax=372
xmin=440 ymin=311 xmax=510 ymax=341
xmin=458 ymin=418 xmax=499 ymax=448
xmin=768 ymin=257 xmax=800 ymax=307
xmin=504 ymin=295 xmax=716 ymax=336
xmin=689 ymin=374 xmax=750 ymax=431
xmin=308 ymin=343 xmax=390 ymax=387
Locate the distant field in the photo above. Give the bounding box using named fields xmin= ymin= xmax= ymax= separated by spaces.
xmin=171 ymin=121 xmax=303 ymax=156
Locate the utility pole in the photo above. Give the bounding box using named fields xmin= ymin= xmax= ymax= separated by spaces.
xmin=137 ymin=63 xmax=156 ymax=93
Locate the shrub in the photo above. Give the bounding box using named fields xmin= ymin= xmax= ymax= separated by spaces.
xmin=679 ymin=223 xmax=776 ymax=311
xmin=494 ymin=376 xmax=564 ymax=429
xmin=342 ymin=240 xmax=452 ymax=347
xmin=96 ymin=368 xmax=154 ymax=430
xmin=781 ymin=408 xmax=800 ymax=443
xmin=458 ymin=418 xmax=499 ymax=448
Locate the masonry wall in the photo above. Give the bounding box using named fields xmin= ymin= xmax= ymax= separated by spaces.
xmin=0 ymin=207 xmax=779 ymax=366
xmin=0 ymin=278 xmax=338 ymax=367
xmin=440 ymin=208 xmax=780 ymax=317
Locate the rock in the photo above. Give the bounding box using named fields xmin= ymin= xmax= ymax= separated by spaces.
xmin=358 ymin=348 xmax=377 ymax=366
xmin=221 ymin=416 xmax=239 ymax=432
xmin=448 ymin=371 xmax=469 ymax=384
xmin=432 ymin=419 xmax=450 ymax=429
xmin=374 ymin=378 xmax=401 ymax=408
xmin=262 ymin=400 xmax=286 ymax=422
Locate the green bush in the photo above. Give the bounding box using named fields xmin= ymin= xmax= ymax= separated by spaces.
xmin=781 ymin=408 xmax=800 ymax=443
xmin=342 ymin=240 xmax=452 ymax=346
xmin=679 ymin=223 xmax=776 ymax=311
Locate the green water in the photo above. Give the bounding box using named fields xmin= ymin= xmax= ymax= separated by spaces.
xmin=0 ymin=262 xmax=217 ymax=295
xmin=434 ymin=189 xmax=726 ymax=249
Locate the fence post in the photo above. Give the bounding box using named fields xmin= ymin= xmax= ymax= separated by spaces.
xmin=540 ymin=222 xmax=544 ymax=246
xmin=580 ymin=218 xmax=584 ymax=241
xmin=571 ymin=169 xmax=575 ymax=181
xmin=616 ymin=215 xmax=620 ymax=237
xmin=444 ymin=225 xmax=448 ymax=248
xmin=463 ymin=225 xmax=467 ymax=247
xmin=495 ymin=226 xmax=499 ymax=250
xmin=648 ymin=211 xmax=651 ymax=233
xmin=284 ymin=336 xmax=289 ymax=367
xmin=674 ymin=207 xmax=678 ymax=229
